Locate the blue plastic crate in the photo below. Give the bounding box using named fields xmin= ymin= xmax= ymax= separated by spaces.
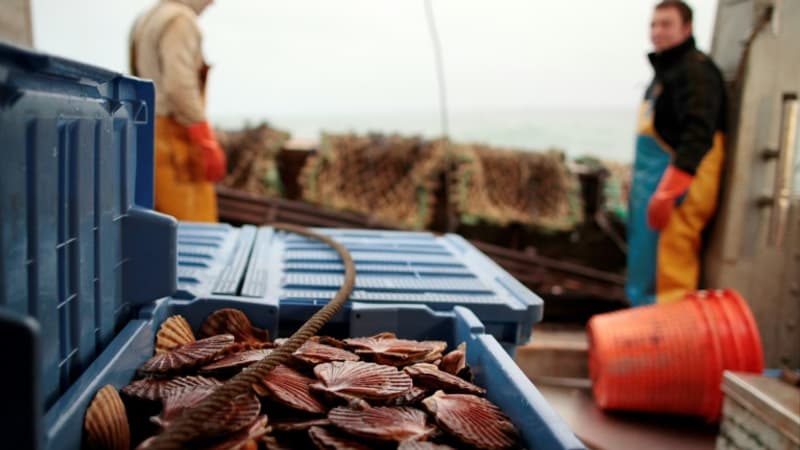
xmin=175 ymin=226 xmax=544 ymax=351
xmin=175 ymin=222 xmax=258 ymax=298
xmin=0 ymin=43 xmax=176 ymax=449
xmin=46 ymin=295 xmax=583 ymax=450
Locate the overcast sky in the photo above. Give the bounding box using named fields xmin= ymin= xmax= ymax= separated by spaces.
xmin=32 ymin=0 xmax=719 ymax=119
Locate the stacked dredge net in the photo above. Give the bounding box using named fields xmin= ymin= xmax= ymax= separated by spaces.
xmin=450 ymin=144 xmax=584 ymax=231
xmin=217 ymin=122 xmax=290 ymax=198
xmin=299 ymin=133 xmax=446 ymax=230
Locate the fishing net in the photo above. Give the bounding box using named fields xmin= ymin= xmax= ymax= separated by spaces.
xmin=451 ymin=144 xmax=584 ymax=231
xmin=217 ymin=122 xmax=290 ymax=198
xmin=299 ymin=133 xmax=446 ymax=229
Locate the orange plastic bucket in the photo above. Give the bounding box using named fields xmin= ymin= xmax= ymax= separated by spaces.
xmin=588 ymin=289 xmax=763 ymax=421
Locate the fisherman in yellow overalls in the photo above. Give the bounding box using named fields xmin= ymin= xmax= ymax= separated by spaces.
xmin=627 ymin=1 xmax=726 ymax=305
xmin=130 ymin=0 xmax=226 ymax=222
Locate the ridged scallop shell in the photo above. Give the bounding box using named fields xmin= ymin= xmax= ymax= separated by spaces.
xmin=422 ymin=391 xmax=519 ymax=450
xmin=439 ymin=342 xmax=466 ymax=375
xmin=204 ymin=415 xmax=268 ymax=450
xmin=293 ymin=341 xmax=359 ymax=365
xmin=121 ymin=378 xmax=171 ymax=402
xmin=272 ymin=418 xmax=331 ymax=433
xmin=155 ymin=315 xmax=195 ymax=354
xmin=203 ymin=393 xmax=262 ymax=438
xmin=398 ymin=442 xmax=456 ymax=450
xmin=255 ymin=365 xmax=326 ymax=414
xmin=200 ymin=348 xmax=273 ymax=374
xmin=404 ymin=363 xmax=486 ymax=395
xmin=328 ymin=406 xmax=435 ymax=441
xmin=139 ymin=334 xmax=235 ymax=374
xmin=84 ymin=385 xmax=130 ymax=450
xmin=343 ymin=336 xmax=446 ymax=366
xmin=153 ymin=385 xmax=218 ymax=428
xmin=200 ymin=308 xmax=270 ymax=343
xmin=388 ymin=386 xmax=428 ymax=406
xmin=121 ymin=375 xmax=221 ymax=401
xmin=308 ymin=426 xmax=371 ymax=450
xmin=311 ymin=361 xmax=412 ymax=400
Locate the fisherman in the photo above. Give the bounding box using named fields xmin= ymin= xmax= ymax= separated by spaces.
xmin=626 ymin=0 xmax=726 ymax=305
xmin=130 ymin=0 xmax=226 ymax=222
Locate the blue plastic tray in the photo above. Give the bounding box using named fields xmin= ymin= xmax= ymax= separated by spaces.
xmin=175 ymin=222 xmax=258 ymax=299
xmin=0 ymin=43 xmax=176 ymax=449
xmin=175 ymin=226 xmax=544 ymax=350
xmin=45 ymin=296 xmax=583 ymax=450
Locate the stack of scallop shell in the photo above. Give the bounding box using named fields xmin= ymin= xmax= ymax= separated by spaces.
xmin=83 ymin=308 xmax=523 ymax=450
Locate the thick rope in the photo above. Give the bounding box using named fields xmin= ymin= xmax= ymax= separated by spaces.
xmin=143 ymin=223 xmax=356 ymax=449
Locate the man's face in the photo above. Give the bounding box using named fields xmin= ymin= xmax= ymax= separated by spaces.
xmin=650 ymin=7 xmax=692 ymax=53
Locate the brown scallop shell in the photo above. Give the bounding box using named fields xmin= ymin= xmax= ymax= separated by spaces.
xmin=200 ymin=348 xmax=273 ymax=374
xmin=254 ymin=364 xmax=326 ymax=414
xmin=316 ymin=336 xmax=349 ymax=349
xmin=292 ymin=341 xmax=360 ymax=366
xmin=204 ymin=415 xmax=268 ymax=450
xmin=155 ymin=315 xmax=196 ymax=354
xmin=139 ymin=334 xmax=235 ymax=374
xmin=84 ymin=385 xmax=130 ymax=450
xmin=439 ymin=343 xmax=467 ymax=375
xmin=203 ymin=393 xmax=262 ymax=438
xmin=153 ymin=385 xmax=218 ymax=428
xmin=200 ymin=308 xmax=270 ymax=343
xmin=311 ymin=361 xmax=412 ymax=401
xmin=308 ymin=426 xmax=372 ymax=450
xmin=343 ymin=336 xmax=447 ymax=366
xmin=404 ymin=363 xmax=486 ymax=395
xmin=422 ymin=391 xmax=520 ymax=450
xmin=398 ymin=442 xmax=456 ymax=450
xmin=272 ymin=418 xmax=331 ymax=433
xmin=121 ymin=375 xmax=221 ymax=401
xmin=328 ymin=406 xmax=435 ymax=441
xmin=388 ymin=386 xmax=429 ymax=406
xmin=121 ymin=377 xmax=171 ymax=402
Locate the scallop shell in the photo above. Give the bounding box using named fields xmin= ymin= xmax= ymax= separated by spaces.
xmin=344 ymin=336 xmax=446 ymax=366
xmin=202 ymin=393 xmax=262 ymax=438
xmin=121 ymin=375 xmax=221 ymax=401
xmin=163 ymin=375 xmax=223 ymax=393
xmin=84 ymin=385 xmax=130 ymax=450
xmin=200 ymin=348 xmax=273 ymax=374
xmin=204 ymin=415 xmax=269 ymax=450
xmin=121 ymin=378 xmax=171 ymax=402
xmin=308 ymin=426 xmax=371 ymax=450
xmin=272 ymin=418 xmax=331 ymax=433
xmin=311 ymin=361 xmax=412 ymax=401
xmin=439 ymin=342 xmax=466 ymax=375
xmin=255 ymin=365 xmax=326 ymax=414
xmin=153 ymin=385 xmax=218 ymax=428
xmin=388 ymin=386 xmax=428 ymax=406
xmin=422 ymin=391 xmax=519 ymax=450
xmin=398 ymin=442 xmax=456 ymax=450
xmin=328 ymin=406 xmax=435 ymax=441
xmin=139 ymin=334 xmax=235 ymax=374
xmin=293 ymin=341 xmax=360 ymax=366
xmin=317 ymin=336 xmax=349 ymax=349
xmin=155 ymin=315 xmax=195 ymax=354
xmin=404 ymin=363 xmax=486 ymax=395
xmin=200 ymin=308 xmax=270 ymax=343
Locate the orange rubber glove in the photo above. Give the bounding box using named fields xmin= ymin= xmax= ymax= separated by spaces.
xmin=647 ymin=165 xmax=694 ymax=230
xmin=186 ymin=121 xmax=227 ymax=183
